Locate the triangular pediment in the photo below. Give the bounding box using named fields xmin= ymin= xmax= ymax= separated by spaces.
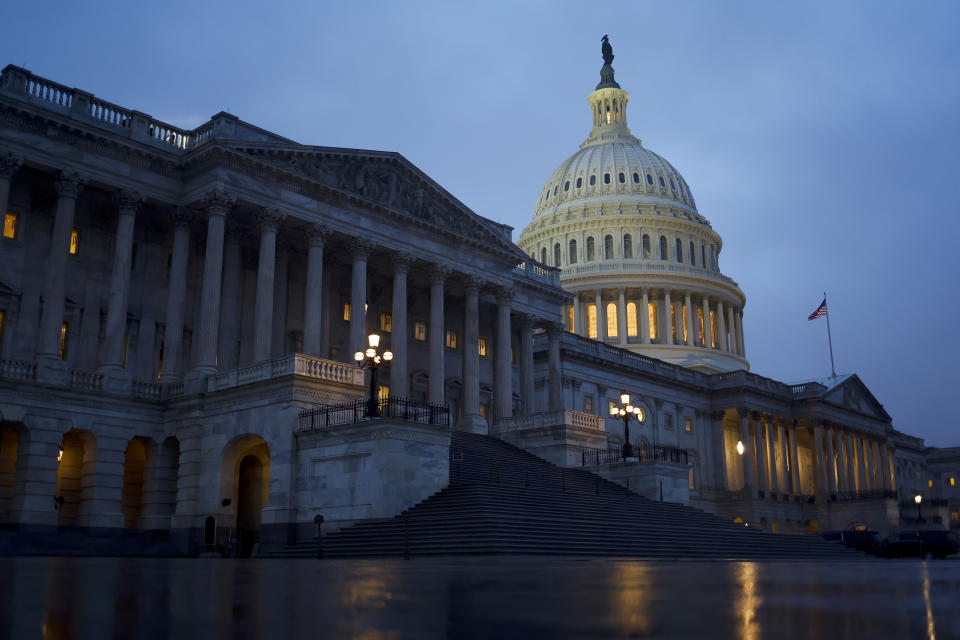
xmin=821 ymin=374 xmax=890 ymax=421
xmin=231 ymin=143 xmax=525 ymax=261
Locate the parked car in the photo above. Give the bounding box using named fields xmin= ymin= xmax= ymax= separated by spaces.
xmin=820 ymin=530 xmax=883 ymax=555
xmin=879 ymin=530 xmax=960 ymax=559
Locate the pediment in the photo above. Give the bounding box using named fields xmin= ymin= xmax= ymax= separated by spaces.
xmin=233 ymin=144 xmax=524 ymax=261
xmin=822 ymin=375 xmax=890 ymax=421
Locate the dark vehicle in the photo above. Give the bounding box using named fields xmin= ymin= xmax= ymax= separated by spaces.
xmin=880 ymin=530 xmax=960 ymax=559
xmin=820 ymin=530 xmax=883 ymax=555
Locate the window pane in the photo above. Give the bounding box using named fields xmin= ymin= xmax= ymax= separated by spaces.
xmin=69 ymin=229 xmax=80 ymax=255
xmin=587 ymin=305 xmax=597 ymax=339
xmin=3 ymin=213 xmax=17 ymax=239
xmin=627 ymin=302 xmax=638 ymax=337
xmin=648 ymin=302 xmax=658 ymax=340
xmin=710 ymin=310 xmax=717 ymax=348
xmin=606 ymin=302 xmax=618 ymax=338
xmin=697 ymin=308 xmax=705 ymax=345
xmin=568 ymin=306 xmax=575 ymax=333
xmin=343 ymin=303 xmax=351 ymax=321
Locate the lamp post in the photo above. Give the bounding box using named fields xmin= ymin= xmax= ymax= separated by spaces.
xmin=609 ymin=391 xmax=645 ymax=459
xmin=915 ymin=493 xmax=922 ymax=522
xmin=354 ymin=333 xmax=393 ymax=417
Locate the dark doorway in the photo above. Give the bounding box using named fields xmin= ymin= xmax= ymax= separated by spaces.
xmin=236 ymin=455 xmax=263 ymax=557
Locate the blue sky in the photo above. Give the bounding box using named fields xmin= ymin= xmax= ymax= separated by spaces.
xmin=4 ymin=1 xmax=959 ymax=445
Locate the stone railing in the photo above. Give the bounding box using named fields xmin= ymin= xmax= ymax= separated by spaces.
xmin=497 ymin=409 xmax=605 ymax=433
xmin=561 ymin=260 xmax=740 ymax=288
xmin=513 ymin=258 xmax=563 ymax=288
xmin=0 ymin=359 xmax=37 ymax=382
xmin=70 ymin=369 xmax=103 ymax=392
xmin=207 ymin=353 xmax=364 ymax=393
xmin=1 ymin=65 xmax=213 ymax=153
xmin=131 ymin=380 xmax=162 ymax=400
xmin=551 ymin=332 xmax=706 ymax=386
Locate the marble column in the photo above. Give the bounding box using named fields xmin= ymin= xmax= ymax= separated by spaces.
xmin=835 ymin=428 xmax=849 ymax=493
xmin=824 ymin=425 xmax=837 ymax=494
xmin=766 ymin=416 xmax=779 ymax=493
xmin=271 ymin=244 xmax=289 ymax=357
xmin=846 ymin=431 xmax=859 ymax=492
xmin=38 ymin=172 xmax=86 ymax=359
xmin=870 ymin=439 xmax=882 ymax=490
xmin=716 ymin=300 xmax=727 ymax=351
xmin=736 ymin=310 xmax=746 ymax=357
xmin=858 ymin=436 xmax=870 ymax=490
xmin=520 ymin=316 xmax=535 ymax=416
xmin=191 ymin=190 xmax=232 ymax=377
xmin=640 ymin=288 xmax=650 ymax=344
xmin=754 ymin=413 xmax=768 ymax=491
xmin=217 ymin=224 xmax=243 ymax=370
xmin=101 ymin=190 xmax=144 ymax=373
xmin=572 ymin=294 xmax=580 ymax=335
xmin=594 ymin=291 xmax=604 ymax=341
xmin=348 ymin=238 xmax=372 ymax=358
xmin=302 ymin=224 xmax=329 ymax=357
xmin=252 ymin=209 xmax=282 ymax=362
xmin=813 ymin=424 xmax=828 ymax=495
xmin=726 ymin=305 xmax=737 ymax=355
xmin=494 ymin=287 xmax=513 ymax=422
xmin=789 ymin=421 xmax=801 ymax=494
xmin=702 ymin=298 xmax=714 ymax=348
xmin=778 ymin=419 xmax=790 ymax=493
xmin=739 ymin=409 xmax=753 ymax=489
xmin=664 ymin=291 xmax=673 ymax=345
xmin=389 ymin=253 xmax=412 ymax=398
xmin=160 ymin=209 xmax=191 ymax=383
xmin=547 ymin=324 xmax=562 ymax=411
xmin=684 ymin=292 xmax=694 ymax=346
xmin=617 ymin=288 xmax=627 ymax=345
xmin=713 ymin=411 xmax=728 ymax=489
xmin=428 ymin=266 xmax=448 ymax=406
xmin=459 ymin=277 xmax=483 ymax=428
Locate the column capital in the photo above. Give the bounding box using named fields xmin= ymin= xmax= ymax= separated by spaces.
xmin=430 ymin=264 xmax=451 ymax=284
xmin=113 ymin=189 xmax=145 ymax=214
xmin=257 ymin=206 xmax=286 ymax=231
xmin=393 ymin=251 xmax=415 ymax=273
xmin=348 ymin=236 xmax=375 ymax=260
xmin=518 ymin=312 xmax=539 ymax=329
xmin=171 ymin=206 xmax=192 ymax=229
xmin=464 ymin=275 xmax=483 ymax=295
xmin=0 ymin=152 xmax=23 ymax=179
xmin=709 ymin=409 xmax=726 ymax=422
xmin=308 ymin=223 xmax=331 ymax=247
xmin=544 ymin=321 xmax=565 ymax=337
xmin=736 ymin=407 xmax=749 ymax=419
xmin=55 ymin=171 xmax=86 ymax=198
xmin=495 ymin=286 xmax=514 ymax=305
xmin=201 ymin=188 xmax=235 ymax=215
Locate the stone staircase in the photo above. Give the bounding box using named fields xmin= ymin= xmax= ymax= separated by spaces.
xmin=262 ymin=432 xmax=860 ymax=559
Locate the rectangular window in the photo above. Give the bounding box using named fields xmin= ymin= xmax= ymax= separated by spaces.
xmin=648 ymin=302 xmax=658 ymax=340
xmin=608 ymin=400 xmax=617 ymax=416
xmin=3 ymin=212 xmax=18 ymax=239
xmin=343 ymin=303 xmax=351 ymax=322
xmin=59 ymin=322 xmax=69 ymax=360
xmin=377 ymin=385 xmax=390 ymax=402
xmin=950 ymin=477 xmax=956 ymax=487
xmin=445 ymin=330 xmax=458 ymax=349
xmin=584 ymin=395 xmax=594 ymax=412
xmin=379 ymin=312 xmax=392 ymax=332
xmin=681 ymin=306 xmax=688 ymax=343
xmin=69 ymin=229 xmax=80 ymax=255
xmin=478 ymin=337 xmax=488 ymax=357
xmin=928 ymin=479 xmax=934 ymax=488
xmin=671 ymin=305 xmax=678 ymax=342
xmin=710 ymin=310 xmax=717 ymax=348
xmin=665 ymin=413 xmax=675 ymax=430
xmin=684 ymin=418 xmax=693 ymax=433
xmin=952 ymin=511 xmax=959 ymax=523
xmin=479 ymin=404 xmax=487 ymax=420
xmin=414 ymin=321 xmax=427 ymax=341
xmin=587 ymin=304 xmax=598 ymax=339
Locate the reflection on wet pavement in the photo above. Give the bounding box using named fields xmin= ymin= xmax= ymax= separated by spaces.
xmin=0 ymin=556 xmax=957 ymax=639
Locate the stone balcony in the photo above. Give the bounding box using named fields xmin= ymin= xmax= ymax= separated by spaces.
xmin=497 ymin=409 xmax=604 ymax=434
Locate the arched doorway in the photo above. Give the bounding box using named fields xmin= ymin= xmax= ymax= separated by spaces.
xmin=0 ymin=424 xmax=19 ymax=522
xmin=236 ymin=455 xmax=263 ymax=557
xmin=121 ymin=438 xmax=148 ymax=529
xmin=804 ymin=519 xmax=819 ymax=535
xmin=56 ymin=430 xmax=95 ymax=527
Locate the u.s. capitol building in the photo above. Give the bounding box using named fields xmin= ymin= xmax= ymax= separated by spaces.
xmin=0 ymin=44 xmax=955 ymax=555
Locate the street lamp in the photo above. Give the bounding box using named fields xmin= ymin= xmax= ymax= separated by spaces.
xmin=915 ymin=493 xmax=922 ymax=521
xmin=354 ymin=333 xmax=393 ymax=417
xmin=609 ymin=391 xmax=645 ymax=459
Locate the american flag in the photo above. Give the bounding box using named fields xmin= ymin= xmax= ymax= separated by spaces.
xmin=808 ymin=298 xmax=827 ymax=321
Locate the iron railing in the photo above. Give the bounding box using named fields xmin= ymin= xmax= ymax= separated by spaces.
xmin=581 ymin=444 xmax=688 ymax=467
xmin=297 ymin=396 xmax=450 ymax=431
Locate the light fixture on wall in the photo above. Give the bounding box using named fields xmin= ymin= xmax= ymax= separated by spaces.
xmin=57 ymin=445 xmax=63 ymax=463
xmin=736 ymin=440 xmax=745 ymax=456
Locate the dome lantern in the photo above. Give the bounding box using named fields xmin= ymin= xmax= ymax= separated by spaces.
xmin=587 ymin=36 xmax=635 ymax=144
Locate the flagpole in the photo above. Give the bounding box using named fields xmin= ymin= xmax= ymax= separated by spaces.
xmin=824 ymin=291 xmax=836 ymax=378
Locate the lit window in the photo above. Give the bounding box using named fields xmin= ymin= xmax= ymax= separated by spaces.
xmin=606 ymin=302 xmax=618 ymax=338
xmin=510 ymin=346 xmax=516 ymax=363
xmin=689 ymin=463 xmax=696 ymax=490
xmin=605 ymin=108 xmax=611 ymax=124
xmin=414 ymin=322 xmax=426 ymax=341
xmin=648 ymin=302 xmax=658 ymax=340
xmin=445 ymin=330 xmax=458 ymax=349
xmin=478 ymin=337 xmax=488 ymax=357
xmin=697 ymin=308 xmax=705 ymax=346
xmin=685 ymin=418 xmax=693 ymax=433
xmin=479 ymin=404 xmax=488 ymax=420
xmin=567 ymin=306 xmax=575 ymax=333
xmin=710 ymin=310 xmax=717 ymax=348
xmin=378 ymin=385 xmax=390 ymax=402
xmin=671 ymin=305 xmax=678 ymax=342
xmin=587 ymin=305 xmax=597 ymax=339
xmin=584 ymin=395 xmax=594 ymax=412
xmin=69 ymin=229 xmax=79 ymax=255
xmin=59 ymin=322 xmax=69 ymax=360
xmin=950 ymin=477 xmax=956 ymax=487
xmin=952 ymin=511 xmax=959 ymax=523
xmin=681 ymin=306 xmax=688 ymax=343
xmin=626 ymin=302 xmax=638 ymax=337
xmin=380 ymin=312 xmax=392 ymax=332
xmin=3 ymin=212 xmax=18 ymax=239
xmin=343 ymin=303 xmax=351 ymax=322
xmin=928 ymin=479 xmax=934 ymax=488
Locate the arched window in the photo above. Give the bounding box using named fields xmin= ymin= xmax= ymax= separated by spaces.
xmin=568 ymin=239 xmax=577 ymax=264
xmin=627 ymin=302 xmax=638 ymax=337
xmin=675 ymin=238 xmax=683 ymax=263
xmin=606 ymin=302 xmax=618 ymax=338
xmin=589 ymin=175 xmax=596 ymax=186
xmin=604 ymin=173 xmax=611 ymax=184
xmin=697 ymin=308 xmax=705 ymax=345
xmin=689 ymin=241 xmax=695 ymax=265
xmin=648 ymin=301 xmax=658 ymax=340
xmin=701 ymin=244 xmax=706 ymax=269
xmin=659 ymin=236 xmax=668 ymax=260
xmin=642 ymin=234 xmax=651 ymax=259
xmin=587 ymin=304 xmax=598 ymax=339
xmin=540 ymin=247 xmax=547 ymax=264
xmin=576 ymin=177 xmax=582 ymax=188
xmin=554 ymin=243 xmax=561 ymax=267
xmin=709 ymin=310 xmax=717 ymax=348
xmin=586 ymin=237 xmax=596 ymax=261
xmin=618 ymin=172 xmax=625 ymax=183
xmin=623 ymin=234 xmax=633 ymax=259
xmin=564 ymin=180 xmax=570 ymax=192
xmin=659 ymin=176 xmax=666 ymax=188
xmin=568 ymin=306 xmax=575 ymax=333
xmin=670 ymin=179 xmax=676 ymax=191
xmin=553 ymin=185 xmax=558 ymax=195
xmin=633 ymin=172 xmax=640 ymax=183
xmin=604 ymin=235 xmax=614 ymax=259
xmin=646 ymin=173 xmax=654 ymax=185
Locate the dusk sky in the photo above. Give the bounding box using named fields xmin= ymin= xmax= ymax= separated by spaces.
xmin=3 ymin=1 xmax=958 ymax=446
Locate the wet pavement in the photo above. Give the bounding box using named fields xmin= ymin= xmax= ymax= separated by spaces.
xmin=0 ymin=556 xmax=958 ymax=639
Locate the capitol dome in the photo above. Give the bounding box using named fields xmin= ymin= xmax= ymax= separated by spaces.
xmin=518 ymin=41 xmax=748 ymax=373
